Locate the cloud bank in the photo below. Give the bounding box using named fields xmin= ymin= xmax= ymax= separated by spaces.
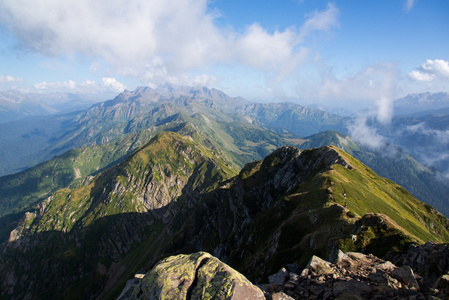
xmin=0 ymin=75 xmax=23 ymax=83
xmin=409 ymin=59 xmax=449 ymax=82
xmin=0 ymin=0 xmax=339 ymax=87
xmin=33 ymin=77 xmax=126 ymax=94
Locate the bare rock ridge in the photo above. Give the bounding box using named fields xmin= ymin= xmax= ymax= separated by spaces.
xmin=119 ymin=244 xmax=449 ymax=300
xmin=267 ymin=242 xmax=449 ymax=299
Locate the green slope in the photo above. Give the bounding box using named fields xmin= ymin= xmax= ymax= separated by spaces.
xmin=0 ymin=113 xmax=303 ymax=221
xmin=170 ymin=146 xmax=449 ymax=283
xmin=300 ymin=130 xmax=449 ymax=217
xmin=1 ymin=131 xmax=237 ymax=299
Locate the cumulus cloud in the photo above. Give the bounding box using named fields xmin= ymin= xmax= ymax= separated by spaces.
xmin=33 ymin=80 xmax=76 ymax=90
xmin=408 ymin=70 xmax=434 ymax=82
xmin=101 ymin=77 xmax=126 ymax=93
xmin=33 ymin=78 xmax=126 ymax=94
xmin=0 ymin=75 xmax=23 ymax=83
xmin=0 ymin=0 xmax=339 ymax=86
xmin=408 ymin=59 xmax=449 ymax=82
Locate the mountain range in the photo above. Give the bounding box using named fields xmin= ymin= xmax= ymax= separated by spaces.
xmin=1 ymin=131 xmax=448 ymax=299
xmin=0 ymin=90 xmax=103 ymax=123
xmin=1 ymin=86 xmax=449 ymax=299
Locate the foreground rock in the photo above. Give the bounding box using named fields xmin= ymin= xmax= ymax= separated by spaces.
xmin=118 ymin=245 xmax=449 ymax=300
xmin=266 ymin=244 xmax=449 ymax=299
xmin=118 ymin=252 xmax=266 ymax=300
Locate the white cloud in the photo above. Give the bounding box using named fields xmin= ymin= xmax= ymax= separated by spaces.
xmin=236 ymin=24 xmax=308 ymax=74
xmin=347 ymin=116 xmax=386 ymax=150
xmin=33 ymin=82 xmax=49 ymax=90
xmin=298 ymin=3 xmax=339 ymax=41
xmin=0 ymin=75 xmax=23 ymax=83
xmin=421 ymin=59 xmax=449 ymax=78
xmin=101 ymin=77 xmax=126 ymax=92
xmin=408 ymin=70 xmax=434 ymax=82
xmin=409 ymin=59 xmax=449 ymax=82
xmin=0 ymin=0 xmax=339 ymax=86
xmin=33 ymin=80 xmax=76 ymax=90
xmin=33 ymin=78 xmax=126 ymax=94
xmin=312 ymin=63 xmax=398 ymax=123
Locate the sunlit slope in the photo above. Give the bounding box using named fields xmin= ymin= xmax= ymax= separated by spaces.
xmin=0 ymin=113 xmax=302 ymax=220
xmin=300 ymin=130 xmax=449 ymax=217
xmin=173 ymin=146 xmax=449 ymax=282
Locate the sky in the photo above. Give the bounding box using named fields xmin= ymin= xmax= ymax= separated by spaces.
xmin=0 ymin=0 xmax=448 ymax=111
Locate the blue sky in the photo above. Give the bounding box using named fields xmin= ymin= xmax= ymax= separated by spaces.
xmin=0 ymin=0 xmax=448 ymax=110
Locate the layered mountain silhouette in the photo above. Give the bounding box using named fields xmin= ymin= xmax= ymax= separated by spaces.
xmin=1 ymin=86 xmax=449 ymax=299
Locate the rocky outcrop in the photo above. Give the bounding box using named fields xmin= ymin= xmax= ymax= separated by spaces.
xmin=265 ymin=247 xmax=449 ymax=299
xmin=117 ymin=252 xmax=266 ymax=300
xmin=119 ymin=248 xmax=449 ymax=300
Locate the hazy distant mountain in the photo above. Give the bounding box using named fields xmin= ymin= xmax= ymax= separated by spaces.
xmin=307 ymin=103 xmax=355 ymax=117
xmin=0 ymin=86 xmax=343 ymax=176
xmin=393 ymin=92 xmax=449 ymax=116
xmin=366 ymin=113 xmax=449 ymax=174
xmin=238 ymin=102 xmax=348 ymax=137
xmin=0 ymin=90 xmax=101 ymax=123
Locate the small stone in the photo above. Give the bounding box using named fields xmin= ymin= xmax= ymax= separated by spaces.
xmin=333 ymin=279 xmax=372 ymax=296
xmin=300 ymin=268 xmax=309 ymax=278
xmin=272 ymin=292 xmax=295 ymax=300
xmin=310 ymin=284 xmax=325 ymax=296
xmin=391 ymin=265 xmax=419 ymax=290
xmin=374 ymin=261 xmax=396 ymax=272
xmin=289 ymin=272 xmax=299 ymax=283
xmin=306 ymin=255 xmax=335 ymax=276
xmin=284 ymin=282 xmax=295 ymax=290
xmin=322 ymin=290 xmax=333 ymax=300
xmin=269 ymin=268 xmax=289 ymax=286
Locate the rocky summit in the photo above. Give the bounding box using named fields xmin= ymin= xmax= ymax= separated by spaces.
xmin=118 ymin=244 xmax=449 ymax=300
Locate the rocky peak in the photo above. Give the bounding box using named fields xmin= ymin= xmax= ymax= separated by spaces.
xmin=119 ymin=248 xmax=449 ymax=299
xmin=265 ymin=244 xmax=449 ymax=299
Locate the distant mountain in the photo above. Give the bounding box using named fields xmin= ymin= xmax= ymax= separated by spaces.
xmin=366 ymin=113 xmax=449 ymax=175
xmin=0 ymin=85 xmax=342 ymax=176
xmin=2 ymin=86 xmax=449 ymax=217
xmin=238 ymin=102 xmax=348 ymax=137
xmin=393 ymin=92 xmax=449 ymax=116
xmin=1 ymin=134 xmax=447 ymax=299
xmin=0 ymin=114 xmax=303 ymax=220
xmin=307 ymin=103 xmax=355 ymax=117
xmin=0 ymin=90 xmax=101 ymax=123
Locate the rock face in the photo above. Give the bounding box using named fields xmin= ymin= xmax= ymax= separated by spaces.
xmin=267 ymin=246 xmax=449 ymax=300
xmin=117 ymin=252 xmax=266 ymax=300
xmin=119 ymin=248 xmax=449 ymax=299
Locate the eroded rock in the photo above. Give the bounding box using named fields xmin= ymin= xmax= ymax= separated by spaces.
xmin=118 ymin=252 xmax=266 ymax=300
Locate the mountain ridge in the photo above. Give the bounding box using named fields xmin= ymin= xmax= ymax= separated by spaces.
xmin=1 ymin=134 xmax=448 ymax=299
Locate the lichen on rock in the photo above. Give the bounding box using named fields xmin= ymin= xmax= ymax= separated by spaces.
xmin=118 ymin=252 xmax=266 ymax=300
